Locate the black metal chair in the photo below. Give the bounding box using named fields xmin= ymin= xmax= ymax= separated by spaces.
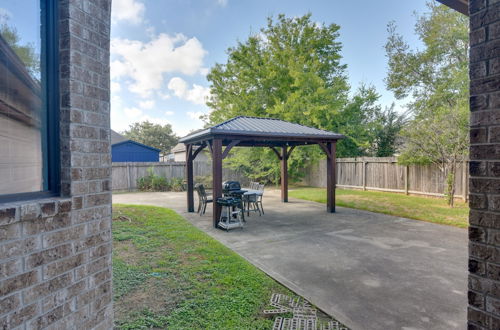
xmin=256 ymin=183 xmax=265 ymax=214
xmin=243 ymin=193 xmax=261 ymax=216
xmin=195 ymin=184 xmax=212 ymax=215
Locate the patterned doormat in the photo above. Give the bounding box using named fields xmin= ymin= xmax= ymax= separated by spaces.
xmin=263 ymin=293 xmax=348 ymax=330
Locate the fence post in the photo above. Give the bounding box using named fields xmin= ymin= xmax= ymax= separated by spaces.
xmin=362 ymin=160 xmax=367 ymax=191
xmin=126 ymin=163 xmax=131 ymax=191
xmin=405 ymin=165 xmax=409 ymax=195
xmin=462 ymin=160 xmax=467 ymax=201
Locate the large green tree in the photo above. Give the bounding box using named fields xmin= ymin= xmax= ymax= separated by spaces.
xmin=207 ymin=14 xmax=401 ymax=183
xmin=207 ymin=14 xmax=349 ymax=127
xmin=123 ymin=121 xmax=178 ymax=155
xmin=385 ymin=2 xmax=469 ymax=206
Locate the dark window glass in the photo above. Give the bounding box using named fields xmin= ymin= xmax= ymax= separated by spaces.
xmin=0 ymin=1 xmax=58 ymax=199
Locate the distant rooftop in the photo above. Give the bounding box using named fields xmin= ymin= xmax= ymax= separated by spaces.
xmin=179 ymin=116 xmax=344 ymax=145
xmin=111 ymin=130 xmax=127 ymax=145
xmin=172 ymin=143 xmax=206 ymax=153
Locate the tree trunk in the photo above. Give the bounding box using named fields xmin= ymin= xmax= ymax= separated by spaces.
xmin=445 ymin=163 xmax=456 ymax=207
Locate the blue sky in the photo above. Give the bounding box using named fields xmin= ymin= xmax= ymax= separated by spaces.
xmin=109 ymin=0 xmax=429 ymax=136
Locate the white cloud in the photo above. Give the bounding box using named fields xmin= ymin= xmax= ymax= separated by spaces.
xmin=124 ymin=107 xmax=143 ymax=118
xmin=111 ymin=96 xmax=131 ymax=132
xmin=187 ymin=111 xmax=205 ymax=121
xmin=217 ymin=0 xmax=228 ymax=7
xmin=157 ymin=92 xmax=171 ymax=100
xmin=139 ymin=100 xmax=155 ymax=109
xmin=167 ymin=77 xmax=188 ymax=98
xmin=111 ymin=0 xmax=145 ymax=24
xmin=139 ymin=115 xmax=172 ymax=127
xmin=199 ymin=67 xmax=210 ymax=76
xmin=165 ymin=111 xmax=174 ymax=116
xmin=111 ymin=34 xmax=208 ymax=98
xmin=111 ymin=81 xmax=121 ymax=93
xmin=110 ymin=60 xmax=129 ymax=79
xmin=167 ymin=77 xmax=210 ymax=105
xmin=111 ymin=97 xmax=172 ymax=132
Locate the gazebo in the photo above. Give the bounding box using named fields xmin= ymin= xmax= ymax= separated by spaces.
xmin=179 ymin=116 xmax=344 ymax=227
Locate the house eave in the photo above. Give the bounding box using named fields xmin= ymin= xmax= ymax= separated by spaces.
xmin=436 ymin=0 xmax=469 ymax=16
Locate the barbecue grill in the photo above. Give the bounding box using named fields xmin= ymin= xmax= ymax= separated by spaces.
xmin=222 ymin=181 xmax=247 ymax=197
xmin=217 ymin=195 xmax=245 ymax=230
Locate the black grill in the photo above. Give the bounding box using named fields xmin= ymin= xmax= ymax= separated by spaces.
xmin=222 ymin=181 xmax=246 ymax=197
xmin=223 ymin=181 xmax=241 ymax=191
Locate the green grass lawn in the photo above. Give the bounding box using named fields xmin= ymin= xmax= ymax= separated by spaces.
xmin=112 ymin=204 xmax=339 ymax=329
xmin=289 ymin=187 xmax=469 ymax=228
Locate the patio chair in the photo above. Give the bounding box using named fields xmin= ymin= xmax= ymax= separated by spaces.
xmin=195 ymin=184 xmax=213 ymax=215
xmin=243 ymin=193 xmax=261 ymax=216
xmin=256 ymin=183 xmax=265 ymax=214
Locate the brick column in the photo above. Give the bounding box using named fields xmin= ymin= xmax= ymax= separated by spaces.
xmin=0 ymin=1 xmax=113 ymax=329
xmin=468 ymin=0 xmax=500 ymax=328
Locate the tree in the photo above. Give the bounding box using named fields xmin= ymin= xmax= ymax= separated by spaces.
xmin=123 ymin=121 xmax=178 ymax=155
xmin=207 ymin=14 xmax=365 ymax=183
xmin=207 ymin=14 xmax=349 ymax=127
xmin=333 ymin=85 xmax=405 ymax=157
xmin=385 ymin=2 xmax=469 ymax=206
xmin=370 ymin=104 xmax=407 ymax=157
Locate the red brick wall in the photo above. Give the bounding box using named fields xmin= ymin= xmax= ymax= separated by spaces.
xmin=468 ymin=0 xmax=500 ymax=328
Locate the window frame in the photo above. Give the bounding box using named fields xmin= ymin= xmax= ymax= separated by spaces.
xmin=0 ymin=0 xmax=60 ymax=204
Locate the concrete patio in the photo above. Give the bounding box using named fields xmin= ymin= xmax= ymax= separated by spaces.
xmin=113 ymin=189 xmax=467 ymax=330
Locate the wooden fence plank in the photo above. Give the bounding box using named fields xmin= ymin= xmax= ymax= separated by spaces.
xmin=113 ymin=157 xmax=469 ymax=199
xmin=300 ymin=157 xmax=468 ymax=199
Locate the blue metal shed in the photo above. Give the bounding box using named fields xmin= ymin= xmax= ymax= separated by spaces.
xmin=111 ymin=140 xmax=160 ymax=162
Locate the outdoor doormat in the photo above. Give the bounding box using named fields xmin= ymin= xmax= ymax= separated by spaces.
xmin=263 ymin=293 xmax=349 ymax=330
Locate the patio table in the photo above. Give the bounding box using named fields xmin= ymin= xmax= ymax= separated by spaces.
xmin=242 ymin=189 xmax=263 ymax=196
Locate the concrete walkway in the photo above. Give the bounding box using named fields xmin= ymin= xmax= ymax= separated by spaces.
xmin=113 ymin=190 xmax=467 ymax=330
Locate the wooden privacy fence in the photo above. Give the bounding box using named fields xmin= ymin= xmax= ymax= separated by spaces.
xmin=113 ymin=157 xmax=469 ymax=200
xmin=112 ymin=161 xmax=247 ymax=191
xmin=301 ymin=157 xmax=469 ymax=200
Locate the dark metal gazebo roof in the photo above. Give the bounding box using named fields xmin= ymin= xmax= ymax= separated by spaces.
xmin=179 ymin=116 xmax=344 ymax=146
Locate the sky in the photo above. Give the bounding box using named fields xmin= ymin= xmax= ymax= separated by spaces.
xmin=110 ymin=0 xmax=428 ymax=136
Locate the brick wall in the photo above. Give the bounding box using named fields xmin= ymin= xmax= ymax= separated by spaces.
xmin=468 ymin=0 xmax=500 ymax=329
xmin=0 ymin=0 xmax=113 ymax=329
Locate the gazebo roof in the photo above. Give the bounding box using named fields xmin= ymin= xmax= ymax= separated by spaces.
xmin=179 ymin=116 xmax=344 ymax=146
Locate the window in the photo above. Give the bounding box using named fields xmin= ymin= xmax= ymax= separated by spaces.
xmin=0 ymin=0 xmax=59 ymax=201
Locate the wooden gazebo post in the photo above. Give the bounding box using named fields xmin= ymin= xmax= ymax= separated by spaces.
xmin=186 ymin=144 xmax=194 ymax=212
xmin=326 ymin=142 xmax=337 ymax=213
xmin=212 ymin=139 xmax=223 ymax=227
xmin=281 ymin=146 xmax=288 ymax=202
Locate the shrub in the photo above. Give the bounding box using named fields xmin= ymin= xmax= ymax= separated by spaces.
xmin=195 ymin=175 xmax=212 ymax=187
xmin=137 ymin=167 xmax=184 ymax=192
xmin=170 ymin=177 xmax=184 ymax=192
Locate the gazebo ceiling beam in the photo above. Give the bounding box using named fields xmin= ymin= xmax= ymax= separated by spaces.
xmin=318 ymin=142 xmax=331 ymax=158
xmin=269 ymin=146 xmax=282 ymax=160
xmin=286 ymin=146 xmax=296 ymax=160
xmin=189 ymin=143 xmax=207 ymax=161
xmin=222 ymin=140 xmax=241 ymax=159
